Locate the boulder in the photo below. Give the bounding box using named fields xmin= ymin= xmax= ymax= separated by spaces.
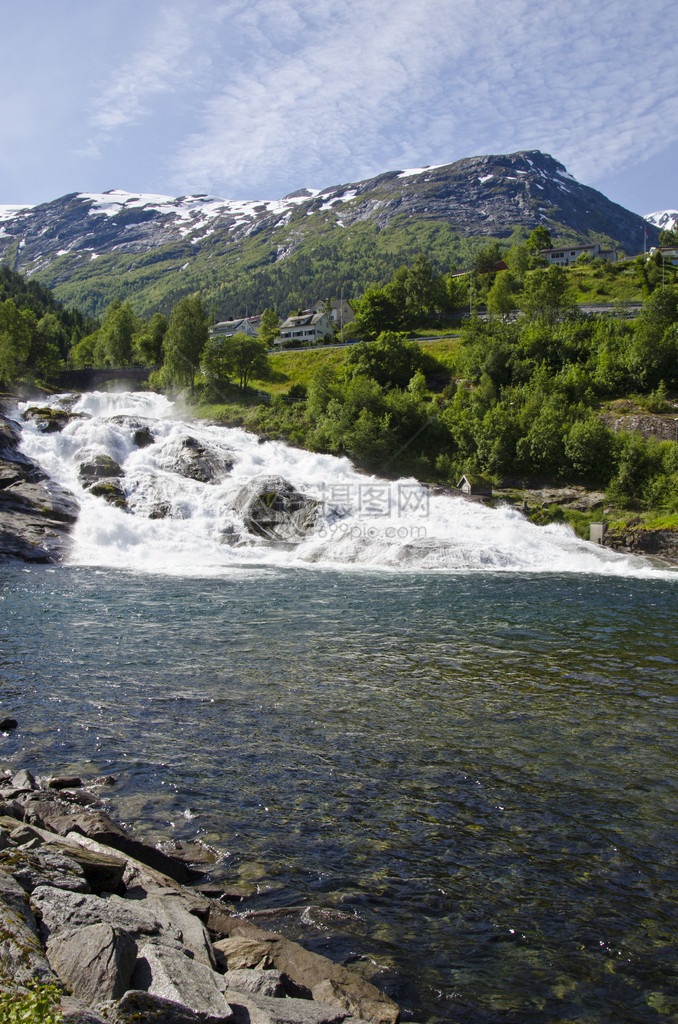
xmin=31 ymin=886 xmax=169 ymax=943
xmin=131 ymin=941 xmax=232 ymax=1018
xmin=19 ymin=798 xmax=197 ymax=884
xmin=59 ymin=995 xmax=109 ymax=1024
xmin=49 ymin=776 xmax=83 ymax=791
xmin=21 ymin=407 xmax=84 ymax=433
xmin=234 ymin=477 xmax=319 ymax=542
xmin=96 ymin=989 xmax=232 ymax=1024
xmin=133 ymin=426 xmax=155 ymax=448
xmin=12 ymin=769 xmax=38 ymax=791
xmin=0 ymin=846 xmax=91 ymax=894
xmin=213 ymin=936 xmax=275 ymax=971
xmin=210 ymin=920 xmax=399 ymax=1024
xmin=142 ymin=894 xmax=216 ymax=968
xmin=0 ymin=475 xmax=79 ymax=563
xmin=87 ymin=479 xmax=129 ymax=511
xmin=226 ymin=991 xmax=370 ymax=1024
xmin=160 ymin=436 xmax=233 ymax=484
xmin=46 ymin=922 xmax=137 ymax=1003
xmin=0 ymin=868 xmax=54 ymax=989
xmin=78 ymin=454 xmax=124 ymax=483
xmin=222 ymin=969 xmax=285 ymax=998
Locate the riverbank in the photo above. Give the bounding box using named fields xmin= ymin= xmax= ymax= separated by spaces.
xmin=0 ymin=762 xmax=402 ymax=1024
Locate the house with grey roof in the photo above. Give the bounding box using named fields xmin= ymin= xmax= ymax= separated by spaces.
xmin=209 ymin=317 xmax=259 ymax=340
xmin=277 ymin=311 xmax=333 ymax=347
xmin=540 ymin=243 xmax=617 ymax=267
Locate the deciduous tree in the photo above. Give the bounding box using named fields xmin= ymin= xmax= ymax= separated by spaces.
xmin=163 ymin=294 xmax=209 ymax=391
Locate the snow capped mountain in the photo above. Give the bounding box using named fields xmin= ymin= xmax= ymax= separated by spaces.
xmin=645 ymin=209 xmax=678 ymax=233
xmin=0 ymin=151 xmax=661 ymax=317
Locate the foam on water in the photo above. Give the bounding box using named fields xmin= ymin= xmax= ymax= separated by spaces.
xmin=15 ymin=391 xmax=666 ymax=577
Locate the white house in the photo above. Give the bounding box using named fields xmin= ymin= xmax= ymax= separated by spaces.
xmin=277 ymin=311 xmax=334 ymax=347
xmin=540 ymin=243 xmax=617 ymax=267
xmin=311 ymin=298 xmax=356 ymax=326
xmin=209 ymin=317 xmax=259 ymax=340
xmin=648 ymin=246 xmax=678 ymax=266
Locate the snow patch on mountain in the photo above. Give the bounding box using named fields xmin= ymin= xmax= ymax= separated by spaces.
xmin=0 ymin=204 xmax=33 ymax=222
xmin=77 ymin=189 xmax=320 ymax=239
xmin=645 ymin=209 xmax=678 ymax=232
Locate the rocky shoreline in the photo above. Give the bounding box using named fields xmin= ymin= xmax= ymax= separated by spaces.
xmin=0 ymin=763 xmax=402 ymax=1024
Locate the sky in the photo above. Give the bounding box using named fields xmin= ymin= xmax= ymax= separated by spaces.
xmin=2 ymin=0 xmax=677 ymax=217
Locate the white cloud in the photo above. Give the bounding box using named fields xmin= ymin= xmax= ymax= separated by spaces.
xmin=168 ymin=0 xmax=678 ymax=198
xmin=82 ymin=4 xmax=200 ymax=147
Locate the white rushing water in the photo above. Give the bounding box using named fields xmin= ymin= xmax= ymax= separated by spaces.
xmin=14 ymin=390 xmax=658 ymax=577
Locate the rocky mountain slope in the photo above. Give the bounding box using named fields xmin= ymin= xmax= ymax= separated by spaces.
xmin=0 ymin=151 xmax=660 ymax=317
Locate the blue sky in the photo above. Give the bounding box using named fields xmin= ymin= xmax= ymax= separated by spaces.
xmin=2 ymin=0 xmax=676 ymax=216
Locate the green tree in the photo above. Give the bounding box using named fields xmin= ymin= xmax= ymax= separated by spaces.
xmin=565 ymin=416 xmax=614 ymax=484
xmin=659 ymin=227 xmax=678 ymax=247
xmin=134 ymin=312 xmax=168 ymax=365
xmin=203 ymin=332 xmax=269 ymax=391
xmin=505 ymin=243 xmax=530 ymax=281
xmin=69 ymin=331 xmax=99 ymax=368
xmin=95 ymin=299 xmax=137 ymax=366
xmin=474 ymin=241 xmax=504 ymax=275
xmin=518 ymin=266 xmax=574 ymax=323
xmin=486 ymin=271 xmax=516 ymax=318
xmin=344 ymin=331 xmax=426 ymax=389
xmin=401 ymin=254 xmax=448 ymax=320
xmin=0 ymin=299 xmax=34 ymax=385
xmin=351 ymin=287 xmax=400 ymax=340
xmin=258 ymin=308 xmax=281 ymax=347
xmin=31 ymin=312 xmax=66 ymax=377
xmin=527 ymin=225 xmax=553 ymax=253
xmin=163 ymin=294 xmax=209 ymax=391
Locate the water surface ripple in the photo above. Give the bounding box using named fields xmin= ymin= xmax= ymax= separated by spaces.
xmin=2 ymin=566 xmax=677 ymax=1023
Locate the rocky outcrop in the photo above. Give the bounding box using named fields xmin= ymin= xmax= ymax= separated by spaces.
xmin=0 ymin=405 xmax=79 ymax=562
xmin=21 ymin=407 xmax=87 ymax=433
xmin=602 ymin=412 xmax=678 ymax=443
xmin=234 ymin=477 xmax=319 ymax=542
xmin=77 ymin=455 xmax=128 ymax=511
xmin=159 ymin=437 xmax=233 ymax=484
xmin=603 ymin=526 xmax=678 ymax=563
xmin=0 ymin=769 xmax=399 ymax=1024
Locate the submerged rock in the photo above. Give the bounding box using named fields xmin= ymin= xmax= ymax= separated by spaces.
xmin=234 ymin=477 xmax=319 ymax=542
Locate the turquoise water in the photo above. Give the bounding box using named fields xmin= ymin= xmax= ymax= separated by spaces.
xmin=2 ymin=564 xmax=678 ymax=1022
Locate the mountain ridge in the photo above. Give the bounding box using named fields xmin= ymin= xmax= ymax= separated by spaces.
xmin=0 ymin=150 xmax=662 ymax=317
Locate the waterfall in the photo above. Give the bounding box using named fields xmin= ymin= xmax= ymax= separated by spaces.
xmin=15 ymin=390 xmax=648 ymax=576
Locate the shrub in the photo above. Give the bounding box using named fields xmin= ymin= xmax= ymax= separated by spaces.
xmin=0 ymin=984 xmax=63 ymax=1024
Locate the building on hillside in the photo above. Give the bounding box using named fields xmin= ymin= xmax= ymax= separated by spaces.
xmin=311 ymin=298 xmax=356 ymax=326
xmin=277 ymin=311 xmax=334 ymax=347
xmin=540 ymin=243 xmax=617 ymax=266
xmin=209 ymin=317 xmax=260 ymax=340
xmin=648 ymin=246 xmax=678 ymax=266
xmin=457 ymin=474 xmax=492 ymax=497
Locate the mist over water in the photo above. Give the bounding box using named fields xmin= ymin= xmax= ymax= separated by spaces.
xmin=6 ymin=392 xmax=678 ymax=1022
xmin=14 ymin=391 xmax=662 ymax=576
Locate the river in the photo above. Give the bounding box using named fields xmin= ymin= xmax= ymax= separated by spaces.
xmin=2 ymin=392 xmax=677 ymax=1022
